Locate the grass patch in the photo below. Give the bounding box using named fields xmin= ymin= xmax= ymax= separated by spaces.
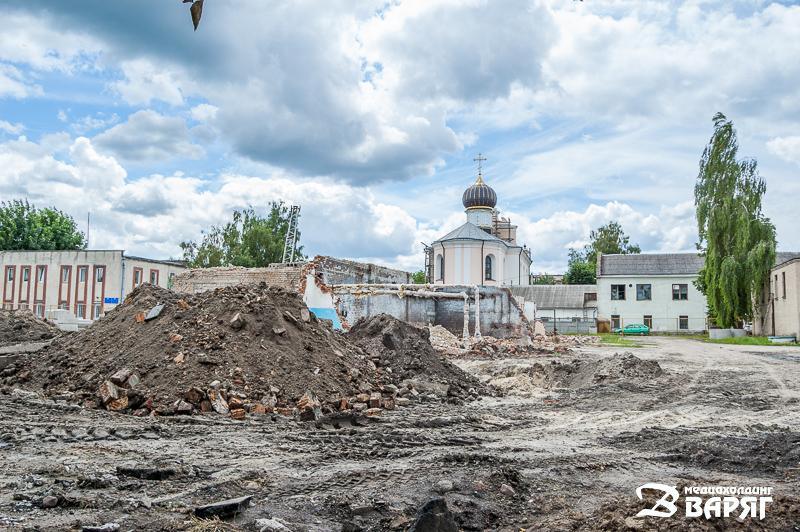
xmin=670 ymin=334 xmax=800 ymax=346
xmin=597 ymin=333 xmax=646 ymax=348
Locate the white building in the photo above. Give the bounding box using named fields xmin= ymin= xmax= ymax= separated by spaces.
xmin=596 ymin=252 xmax=707 ymax=333
xmin=1 ymin=250 xmax=186 ymax=321
xmin=428 ymin=164 xmax=532 ymax=286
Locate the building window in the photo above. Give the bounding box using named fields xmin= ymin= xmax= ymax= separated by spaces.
xmin=37 ymin=266 xmax=46 ymax=282
xmin=150 ymin=269 xmax=159 ymax=285
xmin=78 ymin=267 xmax=87 ymax=282
xmin=133 ymin=268 xmax=143 ymax=288
xmin=611 ymin=315 xmax=621 ymax=329
xmin=22 ymin=267 xmax=29 ymax=282
xmin=644 ymin=315 xmax=653 ymax=329
xmin=96 ymin=267 xmax=105 ymax=283
xmin=679 ymin=315 xmax=689 ymax=330
xmin=6 ymin=267 xmax=13 ymax=282
xmin=782 ymin=271 xmax=786 ymax=299
xmin=584 ymin=292 xmax=597 ymax=302
xmin=485 ymin=255 xmax=493 ymax=281
xmin=436 ymin=254 xmax=444 ymax=281
xmin=62 ymin=266 xmax=70 ymax=282
xmin=636 ymin=284 xmax=651 ymax=301
xmin=672 ymin=284 xmax=688 ymax=300
xmin=76 ymin=303 xmax=86 ymax=319
xmin=611 ymin=284 xmax=626 ymax=300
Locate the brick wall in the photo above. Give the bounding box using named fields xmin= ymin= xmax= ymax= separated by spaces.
xmin=313 ymin=256 xmax=411 ymax=285
xmin=173 ymin=265 xmax=303 ymax=293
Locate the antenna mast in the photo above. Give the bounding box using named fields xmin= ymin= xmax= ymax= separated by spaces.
xmin=282 ymin=205 xmax=301 ymax=263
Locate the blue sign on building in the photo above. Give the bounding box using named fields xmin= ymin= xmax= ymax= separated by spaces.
xmin=104 ymin=297 xmax=120 ymax=304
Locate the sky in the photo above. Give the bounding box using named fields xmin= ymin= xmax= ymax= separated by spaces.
xmin=1 ymin=0 xmax=799 ymax=274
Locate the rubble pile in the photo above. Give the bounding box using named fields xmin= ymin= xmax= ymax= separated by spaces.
xmin=348 ymin=314 xmax=490 ymax=401
xmin=426 ymin=324 xmax=463 ymax=355
xmin=476 ymin=352 xmax=663 ymax=395
xmin=450 ymin=334 xmax=600 ymax=359
xmin=8 ymin=284 xmax=411 ymax=419
xmin=529 ymin=352 xmax=663 ymax=390
xmin=0 ymin=308 xmax=60 ymax=347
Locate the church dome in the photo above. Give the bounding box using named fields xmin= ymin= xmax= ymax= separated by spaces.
xmin=462 ymin=175 xmax=497 ymax=209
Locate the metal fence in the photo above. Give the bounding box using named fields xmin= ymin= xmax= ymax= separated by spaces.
xmin=539 ymin=317 xmax=597 ymax=334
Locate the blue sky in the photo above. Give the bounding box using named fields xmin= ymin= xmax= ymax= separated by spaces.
xmin=1 ymin=0 xmax=799 ymax=273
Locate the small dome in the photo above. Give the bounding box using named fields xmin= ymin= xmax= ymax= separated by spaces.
xmin=462 ymin=176 xmax=497 ymax=209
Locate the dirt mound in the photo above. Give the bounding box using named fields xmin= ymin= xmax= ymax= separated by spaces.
xmin=474 ymin=352 xmax=663 ymax=394
xmin=13 ymin=283 xmax=385 ymax=417
xmin=0 ymin=309 xmax=59 ymax=347
xmin=348 ymin=314 xmax=490 ymax=401
xmin=532 ymin=352 xmax=662 ymax=389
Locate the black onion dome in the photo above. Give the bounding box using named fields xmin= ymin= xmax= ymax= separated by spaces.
xmin=462 ymin=177 xmax=497 ymax=209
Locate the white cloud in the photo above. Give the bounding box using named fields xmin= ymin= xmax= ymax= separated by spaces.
xmin=0 ymin=134 xmax=429 ymax=266
xmin=93 ymin=110 xmax=204 ymax=162
xmin=110 ymin=59 xmax=187 ymax=106
xmin=0 ymin=119 xmax=23 ymax=135
xmin=767 ymin=136 xmax=800 ymax=166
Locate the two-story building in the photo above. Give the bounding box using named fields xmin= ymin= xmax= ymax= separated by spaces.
xmin=1 ymin=250 xmax=186 ymax=321
xmin=596 ymin=252 xmax=707 ymax=333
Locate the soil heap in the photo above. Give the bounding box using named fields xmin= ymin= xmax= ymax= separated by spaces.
xmin=479 ymin=352 xmax=663 ymax=396
xmin=348 ymin=314 xmax=490 ymax=401
xmin=530 ymin=352 xmax=663 ymax=389
xmin=0 ymin=309 xmax=60 ymax=347
xmin=13 ymin=284 xmax=384 ymax=418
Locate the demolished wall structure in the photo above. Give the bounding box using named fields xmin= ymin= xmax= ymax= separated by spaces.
xmin=172 ymin=256 xmax=530 ymax=338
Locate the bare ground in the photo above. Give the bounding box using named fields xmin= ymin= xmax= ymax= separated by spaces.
xmin=1 ymin=337 xmax=798 ymax=531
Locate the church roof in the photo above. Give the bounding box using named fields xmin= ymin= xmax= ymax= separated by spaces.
xmin=433 ymin=222 xmax=507 ymax=245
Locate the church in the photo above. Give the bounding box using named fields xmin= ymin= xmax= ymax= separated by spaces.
xmin=426 ymin=157 xmax=532 ymax=286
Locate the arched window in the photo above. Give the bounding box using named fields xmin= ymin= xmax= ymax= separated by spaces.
xmin=436 ymin=254 xmax=444 ymax=281
xmin=485 ymin=255 xmax=493 ymax=281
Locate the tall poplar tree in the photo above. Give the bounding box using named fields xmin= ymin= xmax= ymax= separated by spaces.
xmin=695 ymin=113 xmax=776 ymax=328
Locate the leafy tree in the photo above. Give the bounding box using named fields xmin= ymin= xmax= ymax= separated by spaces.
xmin=563 ymin=249 xmax=596 ymax=284
xmin=411 ymin=270 xmax=427 ymax=284
xmin=180 ymin=202 xmax=304 ymax=268
xmin=0 ymin=200 xmax=86 ymax=251
xmin=584 ymin=221 xmax=641 ymax=266
xmin=563 ymin=221 xmax=640 ymax=284
xmin=532 ymin=273 xmax=557 ymax=285
xmin=695 ymin=113 xmax=776 ymax=328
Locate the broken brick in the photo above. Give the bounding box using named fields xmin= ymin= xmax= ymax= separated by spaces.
xmin=229 ymin=408 xmax=246 ymax=420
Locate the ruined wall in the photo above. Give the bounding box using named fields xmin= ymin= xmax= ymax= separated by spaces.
xmin=173 ymin=265 xmax=303 ymax=293
xmin=313 ymin=256 xmax=411 ymax=285
xmin=172 ymin=256 xmax=410 ymax=295
xmin=332 ymin=285 xmax=528 ymax=338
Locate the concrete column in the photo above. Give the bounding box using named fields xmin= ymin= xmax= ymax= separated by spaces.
xmin=462 ymin=294 xmax=470 ymax=342
xmin=474 ymin=285 xmax=482 ymax=339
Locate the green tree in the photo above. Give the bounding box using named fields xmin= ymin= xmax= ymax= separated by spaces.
xmin=563 ymin=221 xmax=640 ymax=284
xmin=584 ymin=221 xmax=641 ymax=265
xmin=695 ymin=113 xmax=776 ymax=328
xmin=411 ymin=270 xmax=427 ymax=284
xmin=532 ymin=273 xmax=557 ymax=285
xmin=563 ymin=249 xmax=596 ymax=284
xmin=0 ymin=200 xmax=86 ymax=250
xmin=180 ymin=202 xmax=304 ymax=267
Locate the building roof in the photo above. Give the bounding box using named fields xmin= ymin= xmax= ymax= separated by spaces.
xmin=599 ymin=253 xmax=704 ymax=276
xmin=123 ymin=255 xmax=187 ymax=267
xmin=599 ymin=251 xmax=800 ymax=277
xmin=509 ymin=284 xmax=597 ymax=309
xmin=433 ymin=222 xmax=507 ymax=245
xmin=462 ymin=176 xmax=497 ymax=209
xmin=774 ymin=252 xmax=800 ymax=269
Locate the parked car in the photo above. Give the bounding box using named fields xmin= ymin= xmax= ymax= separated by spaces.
xmin=612 ymin=323 xmax=650 ymax=335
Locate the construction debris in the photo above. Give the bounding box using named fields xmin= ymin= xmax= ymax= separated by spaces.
xmin=348 ymin=314 xmax=491 ymax=401
xmin=10 ymin=284 xmax=386 ymax=417
xmin=0 ymin=308 xmax=60 ymax=347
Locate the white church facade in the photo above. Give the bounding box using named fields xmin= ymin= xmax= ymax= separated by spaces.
xmin=428 ymin=159 xmax=532 ymax=286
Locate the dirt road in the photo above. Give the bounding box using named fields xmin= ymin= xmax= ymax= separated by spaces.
xmin=1 ymin=337 xmax=798 ymax=530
